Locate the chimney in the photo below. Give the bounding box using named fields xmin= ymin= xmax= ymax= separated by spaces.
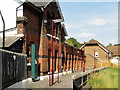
xmin=16 ymin=16 xmax=28 ymax=34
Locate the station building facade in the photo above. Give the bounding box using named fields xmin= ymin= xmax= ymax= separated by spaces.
xmin=0 ymin=1 xmax=85 ymax=77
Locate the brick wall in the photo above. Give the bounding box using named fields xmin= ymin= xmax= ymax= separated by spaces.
xmin=83 ymin=45 xmax=109 ymax=68
xmin=16 ymin=2 xmax=85 ymax=76
xmin=23 ymin=3 xmax=42 ymax=45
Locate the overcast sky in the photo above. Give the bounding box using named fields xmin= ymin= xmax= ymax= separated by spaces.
xmin=0 ymin=0 xmax=119 ymax=46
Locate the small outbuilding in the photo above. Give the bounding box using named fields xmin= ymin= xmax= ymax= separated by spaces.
xmin=80 ymin=39 xmax=112 ymax=69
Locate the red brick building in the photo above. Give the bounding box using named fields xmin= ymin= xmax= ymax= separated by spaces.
xmin=80 ymin=39 xmax=111 ymax=68
xmin=0 ymin=1 xmax=85 ymax=77
xmin=107 ymin=46 xmax=120 ymax=60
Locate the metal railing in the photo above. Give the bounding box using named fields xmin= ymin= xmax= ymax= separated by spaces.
xmin=73 ymin=67 xmax=107 ymax=89
xmin=0 ymin=27 xmax=16 ymax=33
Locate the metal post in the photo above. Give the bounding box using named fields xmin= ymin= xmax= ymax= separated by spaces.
xmin=51 ymin=19 xmax=54 ymax=85
xmin=81 ymin=61 xmax=82 ymax=69
xmin=72 ymin=47 xmax=74 ymax=73
xmin=94 ymin=49 xmax=96 ymax=69
xmin=83 ymin=61 xmax=86 ymax=72
xmin=0 ymin=10 xmax=5 ymax=48
xmin=58 ymin=46 xmax=60 ymax=83
xmin=31 ymin=43 xmax=36 ymax=80
xmin=83 ymin=48 xmax=86 ymax=72
xmin=72 ymin=55 xmax=73 ymax=73
xmin=31 ymin=43 xmax=40 ymax=81
xmin=82 ymin=57 xmax=84 ymax=72
xmin=35 ymin=45 xmax=38 ymax=79
xmin=48 ymin=48 xmax=51 ymax=86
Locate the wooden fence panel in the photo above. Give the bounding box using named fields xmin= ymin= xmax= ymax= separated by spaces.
xmin=0 ymin=49 xmax=27 ymax=89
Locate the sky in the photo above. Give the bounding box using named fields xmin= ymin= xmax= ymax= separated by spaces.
xmin=59 ymin=1 xmax=118 ymax=46
xmin=0 ymin=0 xmax=119 ymax=46
xmin=0 ymin=0 xmax=20 ymax=36
xmin=0 ymin=0 xmax=19 ymax=29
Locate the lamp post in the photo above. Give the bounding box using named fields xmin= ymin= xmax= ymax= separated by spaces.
xmin=0 ymin=10 xmax=5 ymax=48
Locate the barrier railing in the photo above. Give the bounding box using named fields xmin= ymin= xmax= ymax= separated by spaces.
xmin=73 ymin=67 xmax=107 ymax=89
xmin=110 ymin=63 xmax=120 ymax=68
xmin=0 ymin=49 xmax=27 ymax=89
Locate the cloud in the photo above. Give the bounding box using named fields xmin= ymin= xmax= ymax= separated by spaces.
xmin=77 ymin=33 xmax=95 ymax=38
xmin=65 ymin=17 xmax=109 ymax=32
xmin=105 ymin=39 xmax=118 ymax=45
xmin=87 ymin=18 xmax=106 ymax=26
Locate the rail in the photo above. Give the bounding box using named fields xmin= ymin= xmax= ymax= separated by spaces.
xmin=73 ymin=67 xmax=108 ymax=89
xmin=0 ymin=27 xmax=16 ymax=33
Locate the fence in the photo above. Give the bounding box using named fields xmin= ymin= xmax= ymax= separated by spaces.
xmin=110 ymin=63 xmax=120 ymax=68
xmin=73 ymin=67 xmax=107 ymax=90
xmin=97 ymin=61 xmax=110 ymax=68
xmin=0 ymin=49 xmax=27 ymax=89
xmin=97 ymin=61 xmax=120 ymax=68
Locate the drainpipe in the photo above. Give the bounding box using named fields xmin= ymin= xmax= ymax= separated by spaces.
xmin=0 ymin=10 xmax=5 ymax=48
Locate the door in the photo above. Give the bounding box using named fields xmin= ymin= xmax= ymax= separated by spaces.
xmin=54 ymin=50 xmax=58 ymax=71
xmin=48 ymin=49 xmax=51 ymax=72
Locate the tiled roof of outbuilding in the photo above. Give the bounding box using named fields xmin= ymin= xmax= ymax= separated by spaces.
xmin=81 ymin=39 xmax=111 ymax=53
xmin=107 ymin=46 xmax=120 ymax=56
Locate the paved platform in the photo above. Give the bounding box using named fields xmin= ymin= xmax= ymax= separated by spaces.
xmin=28 ymin=69 xmax=84 ymax=88
xmin=7 ymin=68 xmax=94 ymax=89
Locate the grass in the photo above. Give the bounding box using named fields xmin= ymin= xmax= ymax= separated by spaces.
xmin=88 ymin=67 xmax=119 ymax=88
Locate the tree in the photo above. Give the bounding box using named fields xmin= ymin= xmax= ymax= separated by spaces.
xmin=66 ymin=37 xmax=83 ymax=48
xmin=106 ymin=43 xmax=120 ymax=47
xmin=114 ymin=44 xmax=120 ymax=46
xmin=106 ymin=43 xmax=112 ymax=47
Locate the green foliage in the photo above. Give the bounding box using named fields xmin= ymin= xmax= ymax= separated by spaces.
xmin=66 ymin=37 xmax=83 ymax=48
xmin=66 ymin=40 xmax=74 ymax=46
xmin=106 ymin=43 xmax=120 ymax=47
xmin=88 ymin=67 xmax=119 ymax=88
xmin=106 ymin=43 xmax=112 ymax=47
xmin=114 ymin=44 xmax=120 ymax=46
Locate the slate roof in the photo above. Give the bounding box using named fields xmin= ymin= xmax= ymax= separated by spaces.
xmin=27 ymin=0 xmax=51 ymax=7
xmin=84 ymin=39 xmax=100 ymax=44
xmin=0 ymin=36 xmax=23 ymax=47
xmin=89 ymin=39 xmax=99 ymax=43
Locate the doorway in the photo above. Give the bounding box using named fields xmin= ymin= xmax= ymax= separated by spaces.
xmin=54 ymin=50 xmax=58 ymax=71
xmin=48 ymin=49 xmax=51 ymax=72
